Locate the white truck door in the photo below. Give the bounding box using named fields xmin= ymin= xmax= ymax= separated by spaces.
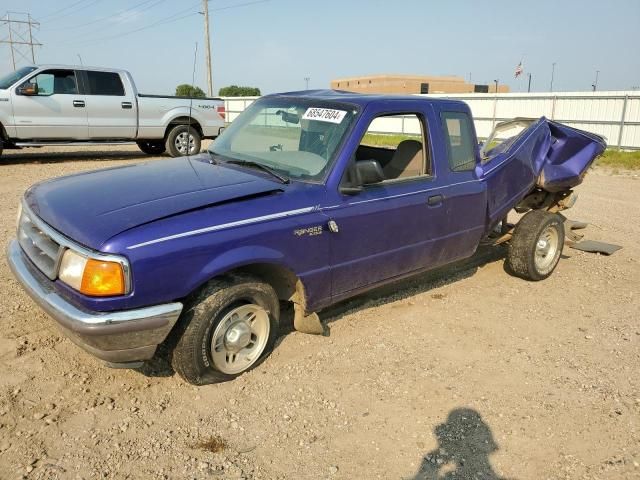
xmin=82 ymin=70 xmax=137 ymax=138
xmin=10 ymin=69 xmax=89 ymax=139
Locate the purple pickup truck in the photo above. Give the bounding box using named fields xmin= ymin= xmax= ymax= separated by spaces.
xmin=7 ymin=91 xmax=605 ymax=385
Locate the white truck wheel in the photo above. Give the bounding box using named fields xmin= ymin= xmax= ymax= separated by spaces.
xmin=166 ymin=125 xmax=201 ymax=157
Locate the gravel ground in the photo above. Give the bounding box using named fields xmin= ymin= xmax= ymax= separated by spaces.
xmin=0 ymin=145 xmax=638 ymax=480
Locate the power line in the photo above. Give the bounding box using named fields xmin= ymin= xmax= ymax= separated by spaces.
xmin=38 ymin=0 xmax=100 ymax=22
xmin=55 ymin=0 xmax=270 ymax=47
xmin=54 ymin=2 xmax=202 ymax=46
xmin=41 ymin=0 xmax=166 ymax=32
xmin=208 ymin=0 xmax=270 ymax=13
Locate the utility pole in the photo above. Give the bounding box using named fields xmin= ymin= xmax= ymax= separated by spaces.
xmin=550 ymin=62 xmax=556 ymax=92
xmin=304 ymin=77 xmax=310 ymax=90
xmin=592 ymin=70 xmax=600 ymax=92
xmin=493 ymin=79 xmax=499 ymax=93
xmin=202 ymin=0 xmax=213 ymax=97
xmin=1 ymin=12 xmax=42 ymax=70
xmin=527 ymin=73 xmax=532 ymax=93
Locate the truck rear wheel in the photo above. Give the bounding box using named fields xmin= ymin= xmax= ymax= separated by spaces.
xmin=166 ymin=125 xmax=201 ymax=157
xmin=136 ymin=140 xmax=166 ymax=155
xmin=170 ymin=275 xmax=280 ymax=385
xmin=507 ymin=210 xmax=564 ymax=281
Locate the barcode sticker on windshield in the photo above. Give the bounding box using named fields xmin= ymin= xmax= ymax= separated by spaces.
xmin=302 ymin=108 xmax=347 ymax=124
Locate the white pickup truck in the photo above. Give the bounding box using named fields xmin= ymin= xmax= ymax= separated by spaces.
xmin=0 ymin=65 xmax=226 ymax=158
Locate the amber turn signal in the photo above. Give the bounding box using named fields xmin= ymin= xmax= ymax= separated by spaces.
xmin=80 ymin=258 xmax=126 ymax=296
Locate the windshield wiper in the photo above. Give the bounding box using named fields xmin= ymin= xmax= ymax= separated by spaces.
xmin=224 ymin=159 xmax=290 ymax=184
xmin=208 ymin=151 xmax=229 ymax=165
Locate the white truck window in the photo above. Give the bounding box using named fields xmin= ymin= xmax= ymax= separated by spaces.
xmin=25 ymin=70 xmax=77 ymax=96
xmin=86 ymin=71 xmax=125 ymax=96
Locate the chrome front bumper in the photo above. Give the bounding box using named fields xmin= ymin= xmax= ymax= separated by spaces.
xmin=7 ymin=240 xmax=183 ymax=366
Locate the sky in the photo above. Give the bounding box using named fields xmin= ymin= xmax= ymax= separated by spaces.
xmin=1 ymin=0 xmax=639 ymax=95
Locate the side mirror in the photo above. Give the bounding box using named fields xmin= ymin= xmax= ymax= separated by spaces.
xmin=275 ymin=110 xmax=300 ymax=124
xmin=339 ymin=160 xmax=385 ymax=195
xmin=355 ymin=159 xmax=385 ymax=185
xmin=18 ymin=83 xmax=37 ymax=96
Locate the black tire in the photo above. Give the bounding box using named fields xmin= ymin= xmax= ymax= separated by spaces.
xmin=165 ymin=125 xmax=201 ymax=157
xmin=170 ymin=275 xmax=280 ymax=385
xmin=507 ymin=210 xmax=565 ymax=281
xmin=136 ymin=140 xmax=166 ymax=155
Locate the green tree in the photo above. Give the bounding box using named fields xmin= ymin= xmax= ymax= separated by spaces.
xmin=218 ymin=85 xmax=261 ymax=97
xmin=175 ymin=84 xmax=206 ymax=98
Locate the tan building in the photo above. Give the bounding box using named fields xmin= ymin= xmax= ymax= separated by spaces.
xmin=331 ymin=74 xmax=510 ymax=94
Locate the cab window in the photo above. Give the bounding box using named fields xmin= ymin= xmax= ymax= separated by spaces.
xmin=441 ymin=112 xmax=476 ymax=172
xmin=355 ymin=113 xmax=430 ymax=182
xmin=85 ymin=71 xmax=125 ymax=96
xmin=23 ymin=69 xmax=77 ymax=96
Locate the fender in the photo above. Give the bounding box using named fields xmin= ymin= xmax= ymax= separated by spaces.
xmin=195 ymin=245 xmax=325 ymax=334
xmin=0 ymin=105 xmax=16 ymax=139
xmin=199 ymin=245 xmax=287 ymax=280
xmin=161 ymin=106 xmax=207 ymax=132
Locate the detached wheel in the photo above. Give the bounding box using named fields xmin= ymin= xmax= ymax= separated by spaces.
xmin=507 ymin=210 xmax=564 ymax=281
xmin=136 ymin=140 xmax=166 ymax=155
xmin=165 ymin=125 xmax=201 ymax=157
xmin=171 ymin=275 xmax=280 ymax=385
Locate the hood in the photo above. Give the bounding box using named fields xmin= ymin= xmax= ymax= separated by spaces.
xmin=25 ymin=155 xmax=283 ymax=249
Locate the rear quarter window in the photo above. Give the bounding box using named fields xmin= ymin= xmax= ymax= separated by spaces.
xmin=441 ymin=112 xmax=476 ymax=172
xmin=86 ymin=71 xmax=125 ymax=96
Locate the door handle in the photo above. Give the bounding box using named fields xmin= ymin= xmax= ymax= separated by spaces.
xmin=427 ymin=194 xmax=443 ymax=206
xmin=121 ymin=101 xmax=133 ymax=109
xmin=73 ymin=100 xmax=85 ymax=108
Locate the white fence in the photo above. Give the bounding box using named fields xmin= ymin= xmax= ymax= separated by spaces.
xmin=223 ymin=91 xmax=640 ymax=150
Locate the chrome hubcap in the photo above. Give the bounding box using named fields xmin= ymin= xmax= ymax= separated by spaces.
xmin=224 ymin=321 xmax=252 ymax=351
xmin=211 ymin=304 xmax=270 ymax=375
xmin=535 ymin=225 xmax=559 ymax=272
xmin=175 ymin=132 xmax=196 ymax=155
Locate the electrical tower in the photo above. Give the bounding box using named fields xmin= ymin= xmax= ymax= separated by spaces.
xmin=1 ymin=12 xmax=42 ymax=71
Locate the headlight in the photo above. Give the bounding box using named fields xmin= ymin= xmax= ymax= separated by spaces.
xmin=59 ymin=249 xmax=127 ymax=296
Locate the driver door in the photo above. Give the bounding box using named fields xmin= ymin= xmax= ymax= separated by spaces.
xmin=11 ymin=69 xmax=88 ymax=139
xmin=328 ymin=110 xmax=453 ymax=298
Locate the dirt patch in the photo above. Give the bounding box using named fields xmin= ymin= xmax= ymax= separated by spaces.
xmin=193 ymin=435 xmax=227 ymax=454
xmin=0 ymin=146 xmax=638 ymax=479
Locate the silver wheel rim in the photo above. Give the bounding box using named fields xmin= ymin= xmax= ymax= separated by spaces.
xmin=210 ymin=304 xmax=270 ymax=375
xmin=175 ymin=131 xmax=196 ymax=155
xmin=535 ymin=225 xmax=560 ymax=273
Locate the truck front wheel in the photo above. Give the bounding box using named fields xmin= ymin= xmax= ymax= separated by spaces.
xmin=170 ymin=275 xmax=280 ymax=385
xmin=166 ymin=125 xmax=201 ymax=157
xmin=136 ymin=140 xmax=166 ymax=155
xmin=507 ymin=210 xmax=565 ymax=281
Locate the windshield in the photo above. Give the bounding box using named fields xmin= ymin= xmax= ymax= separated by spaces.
xmin=209 ymin=97 xmax=358 ymax=182
xmin=0 ymin=66 xmax=37 ymax=90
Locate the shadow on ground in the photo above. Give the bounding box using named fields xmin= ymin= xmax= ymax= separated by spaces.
xmin=1 ymin=149 xmax=160 ymax=165
xmin=410 ymin=408 xmax=512 ymax=480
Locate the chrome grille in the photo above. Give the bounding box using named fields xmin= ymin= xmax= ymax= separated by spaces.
xmin=17 ymin=210 xmax=63 ymax=280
